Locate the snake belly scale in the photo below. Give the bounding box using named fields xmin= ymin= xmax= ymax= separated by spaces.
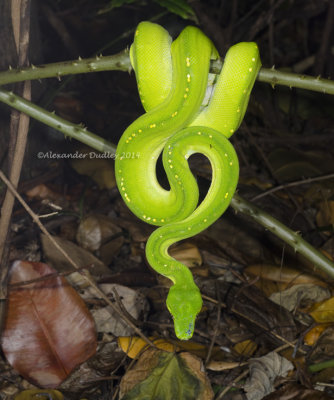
xmin=115 ymin=21 xmax=261 ymax=340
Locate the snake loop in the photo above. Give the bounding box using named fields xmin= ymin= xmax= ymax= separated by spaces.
xmin=115 ymin=21 xmax=261 ymax=340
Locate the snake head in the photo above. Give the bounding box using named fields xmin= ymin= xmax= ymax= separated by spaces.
xmin=166 ymin=285 xmax=203 ymax=340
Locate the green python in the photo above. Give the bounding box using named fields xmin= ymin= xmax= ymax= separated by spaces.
xmin=115 ymin=21 xmax=261 ymax=340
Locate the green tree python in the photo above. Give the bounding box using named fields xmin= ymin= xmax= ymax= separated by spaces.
xmin=115 ymin=21 xmax=261 ymax=340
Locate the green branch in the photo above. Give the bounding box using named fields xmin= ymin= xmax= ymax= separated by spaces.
xmin=1 ymin=51 xmax=334 ymax=95
xmin=231 ymin=194 xmax=334 ymax=278
xmin=0 ymin=50 xmax=130 ymax=86
xmin=0 ymin=89 xmax=116 ymax=154
xmin=258 ymin=67 xmax=334 ymax=94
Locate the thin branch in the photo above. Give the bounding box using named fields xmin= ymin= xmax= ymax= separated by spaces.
xmin=0 ymin=50 xmax=130 ymax=86
xmin=0 ymin=50 xmax=334 ymax=95
xmin=251 ymin=172 xmax=334 ymax=201
xmin=231 ymin=194 xmax=334 ymax=278
xmin=0 ymin=88 xmax=116 ymax=154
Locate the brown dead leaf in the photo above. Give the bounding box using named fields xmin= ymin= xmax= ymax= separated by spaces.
xmin=169 ymin=242 xmax=202 ymax=268
xmin=263 ymin=382 xmax=333 ymax=400
xmin=25 ymin=184 xmax=68 ymax=202
xmin=71 ymin=156 xmax=115 ymax=189
xmin=76 ymin=214 xmax=122 ymax=252
xmin=244 ymin=352 xmax=293 ymax=399
xmin=41 ymin=233 xmax=110 ymax=277
xmin=2 ymin=261 xmax=97 ymax=388
xmin=245 ymin=264 xmax=327 ymax=296
xmin=316 ymin=200 xmax=334 ymax=234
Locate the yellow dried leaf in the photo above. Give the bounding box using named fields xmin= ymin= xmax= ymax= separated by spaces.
xmin=310 ymin=297 xmax=334 ymax=323
xmin=304 ymin=324 xmax=331 ymax=346
xmin=233 ymin=339 xmax=257 ymax=357
xmin=14 ymin=390 xmax=63 ymax=400
xmin=118 ymin=336 xmax=210 ymax=359
xmin=118 ymin=337 xmax=178 ymax=358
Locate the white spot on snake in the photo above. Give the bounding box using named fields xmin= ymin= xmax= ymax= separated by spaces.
xmin=187 ymin=74 xmax=191 ymax=82
xmin=252 ymin=57 xmax=256 ymax=62
xmin=225 ymin=193 xmax=229 ymax=199
xmin=168 ymin=159 xmax=172 ymax=163
xmin=150 ymin=123 xmax=156 ymax=128
xmin=138 ymin=129 xmax=142 ymax=133
xmin=237 ymin=108 xmax=240 ymax=113
xmin=230 ymin=129 xmax=234 ymax=133
xmin=249 ymin=67 xmax=253 ymax=72
xmin=224 ymin=153 xmax=228 ymax=157
xmin=209 ymin=135 xmax=212 ymax=139
xmin=187 ymin=227 xmax=191 ymax=230
xmin=197 ymin=131 xmax=201 ymax=135
xmin=203 ymin=218 xmax=207 ymax=222
xmin=230 ymin=161 xmax=233 ymax=166
xmin=175 ymin=174 xmax=178 ymax=179
xmin=186 ymin=57 xmax=190 ymax=67
xmin=161 ymin=219 xmax=165 ymax=222
xmin=153 ymin=218 xmax=157 ymax=222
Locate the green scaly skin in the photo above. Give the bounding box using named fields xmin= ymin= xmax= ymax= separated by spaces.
xmin=115 ymin=21 xmax=261 ymax=340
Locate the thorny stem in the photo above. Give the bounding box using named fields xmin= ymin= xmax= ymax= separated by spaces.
xmin=0 ymin=50 xmax=131 ymax=86
xmin=0 ymin=89 xmax=116 ymax=154
xmin=0 ymin=51 xmax=333 ymax=278
xmin=231 ymin=194 xmax=334 ymax=278
xmin=0 ymin=51 xmax=333 ymax=94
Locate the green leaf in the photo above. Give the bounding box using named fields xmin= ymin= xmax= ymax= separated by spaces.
xmin=97 ymin=0 xmax=138 ymax=15
xmin=153 ymin=0 xmax=196 ymax=20
xmin=121 ymin=350 xmax=211 ymax=400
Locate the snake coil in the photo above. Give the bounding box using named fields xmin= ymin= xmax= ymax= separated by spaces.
xmin=115 ymin=22 xmax=261 ymax=340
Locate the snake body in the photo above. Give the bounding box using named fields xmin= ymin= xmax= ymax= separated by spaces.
xmin=115 ymin=22 xmax=261 ymax=340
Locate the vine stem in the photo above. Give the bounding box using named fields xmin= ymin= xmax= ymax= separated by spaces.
xmin=0 ymin=51 xmax=334 ymax=95
xmin=231 ymin=194 xmax=334 ymax=278
xmin=0 ymin=50 xmax=131 ymax=86
xmin=0 ymin=89 xmax=116 ymax=154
